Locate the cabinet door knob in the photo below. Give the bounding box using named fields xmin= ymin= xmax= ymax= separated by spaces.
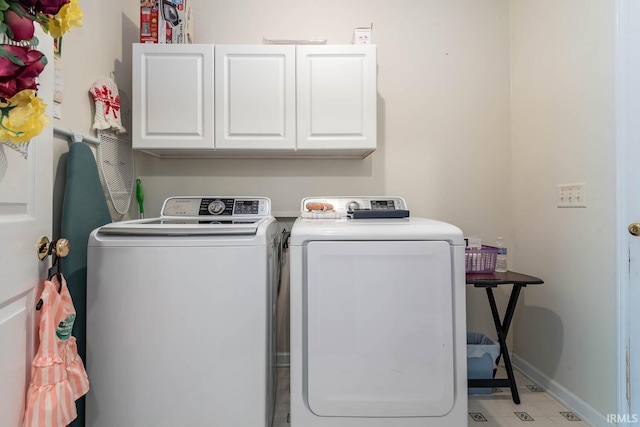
xmin=629 ymin=223 xmax=640 ymax=236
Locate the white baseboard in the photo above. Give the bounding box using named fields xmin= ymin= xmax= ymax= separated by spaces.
xmin=512 ymin=353 xmax=609 ymax=427
xmin=276 ymin=352 xmax=290 ymax=367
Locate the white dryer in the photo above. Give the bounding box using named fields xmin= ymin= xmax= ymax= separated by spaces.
xmin=290 ymin=197 xmax=467 ymax=426
xmin=86 ymin=197 xmax=279 ymax=427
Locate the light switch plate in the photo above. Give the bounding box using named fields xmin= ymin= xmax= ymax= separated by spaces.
xmin=557 ymin=183 xmax=587 ymax=208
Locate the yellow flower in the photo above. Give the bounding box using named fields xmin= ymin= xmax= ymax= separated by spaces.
xmin=47 ymin=0 xmax=84 ymax=39
xmin=0 ymin=89 xmax=49 ymax=145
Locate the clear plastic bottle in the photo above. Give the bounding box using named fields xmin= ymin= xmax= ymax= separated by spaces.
xmin=495 ymin=237 xmax=508 ymax=273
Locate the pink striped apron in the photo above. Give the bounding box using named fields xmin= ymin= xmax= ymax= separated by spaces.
xmin=24 ymin=275 xmax=90 ymax=427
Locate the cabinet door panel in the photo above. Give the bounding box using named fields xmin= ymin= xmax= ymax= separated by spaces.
xmin=133 ymin=44 xmax=214 ymax=150
xmin=297 ymin=45 xmax=377 ymax=151
xmin=215 ymin=45 xmax=295 ymax=150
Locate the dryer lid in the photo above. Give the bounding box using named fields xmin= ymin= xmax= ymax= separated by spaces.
xmin=292 ymin=196 xmax=464 ymax=245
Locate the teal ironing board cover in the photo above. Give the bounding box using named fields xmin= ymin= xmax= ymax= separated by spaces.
xmin=60 ymin=142 xmax=111 ymax=427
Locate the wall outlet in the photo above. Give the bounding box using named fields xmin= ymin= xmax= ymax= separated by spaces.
xmin=352 ymin=27 xmax=372 ymax=44
xmin=557 ymin=183 xmax=587 ymax=208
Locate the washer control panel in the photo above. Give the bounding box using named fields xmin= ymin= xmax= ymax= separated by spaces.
xmin=301 ymin=197 xmax=407 ymax=215
xmin=162 ymin=197 xmax=270 ymax=217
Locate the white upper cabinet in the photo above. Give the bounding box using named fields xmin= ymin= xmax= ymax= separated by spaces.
xmin=215 ymin=45 xmax=296 ymax=150
xmin=133 ymin=44 xmax=214 ymax=150
xmin=132 ymin=44 xmax=377 ymax=158
xmin=296 ymin=45 xmax=377 ymax=154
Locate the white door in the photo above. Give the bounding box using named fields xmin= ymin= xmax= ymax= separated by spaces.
xmin=304 ymin=240 xmax=454 ymax=417
xmin=0 ymin=32 xmax=53 ymax=426
xmin=132 ymin=43 xmax=215 ymax=150
xmin=619 ymin=0 xmax=640 ymax=421
xmin=296 ymin=45 xmax=377 ymax=151
xmin=215 ymin=45 xmax=296 ymax=150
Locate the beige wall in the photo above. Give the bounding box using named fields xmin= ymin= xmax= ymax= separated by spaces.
xmin=510 ymin=0 xmax=617 ymax=417
xmin=50 ymin=0 xmax=618 ymax=420
xmin=52 ymin=1 xmax=140 ymax=232
xmin=52 ymin=1 xmax=136 ymax=151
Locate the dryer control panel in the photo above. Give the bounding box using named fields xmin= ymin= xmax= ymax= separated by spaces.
xmin=162 ymin=197 xmax=271 ymax=217
xmin=301 ymin=196 xmax=408 ymax=215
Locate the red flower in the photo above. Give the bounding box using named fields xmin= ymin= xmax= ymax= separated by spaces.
xmin=0 ymin=45 xmax=46 ymax=99
xmin=6 ymin=6 xmax=36 ymax=42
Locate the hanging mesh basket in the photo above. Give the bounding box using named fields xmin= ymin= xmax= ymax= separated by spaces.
xmin=96 ymin=89 xmax=134 ymax=218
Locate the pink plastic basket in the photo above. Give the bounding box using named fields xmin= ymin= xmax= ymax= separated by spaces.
xmin=465 ymin=246 xmax=499 ymax=273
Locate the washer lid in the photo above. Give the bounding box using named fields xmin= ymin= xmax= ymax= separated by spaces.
xmin=98 ymin=196 xmax=273 ymax=236
xmin=97 ymin=216 xmax=270 ymax=236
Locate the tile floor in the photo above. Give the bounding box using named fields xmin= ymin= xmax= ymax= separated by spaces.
xmin=272 ymin=366 xmax=591 ymax=427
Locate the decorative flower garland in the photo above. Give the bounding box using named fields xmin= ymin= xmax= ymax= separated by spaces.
xmin=0 ymin=0 xmax=82 ymax=147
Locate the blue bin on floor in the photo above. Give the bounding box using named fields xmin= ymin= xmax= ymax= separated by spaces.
xmin=467 ymin=332 xmax=500 ymax=394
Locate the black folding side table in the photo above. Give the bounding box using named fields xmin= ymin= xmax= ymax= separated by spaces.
xmin=466 ymin=271 xmax=544 ymax=404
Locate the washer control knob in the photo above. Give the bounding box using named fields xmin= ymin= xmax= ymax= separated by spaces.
xmin=347 ymin=201 xmax=361 ymax=211
xmin=208 ymin=200 xmax=226 ymax=215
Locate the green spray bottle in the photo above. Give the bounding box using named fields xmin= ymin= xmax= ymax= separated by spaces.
xmin=136 ymin=178 xmax=144 ymax=219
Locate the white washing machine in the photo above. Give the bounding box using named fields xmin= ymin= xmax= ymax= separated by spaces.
xmin=86 ymin=196 xmax=279 ymax=427
xmin=290 ymin=197 xmax=467 ymax=427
